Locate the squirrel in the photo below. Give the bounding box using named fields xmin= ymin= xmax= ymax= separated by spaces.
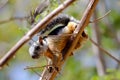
xmin=29 ymin=14 xmax=88 ymax=72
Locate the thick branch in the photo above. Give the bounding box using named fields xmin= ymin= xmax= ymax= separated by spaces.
xmin=40 ymin=0 xmax=99 ymax=80
xmin=0 ymin=0 xmax=75 ymax=67
xmin=64 ymin=0 xmax=99 ymax=59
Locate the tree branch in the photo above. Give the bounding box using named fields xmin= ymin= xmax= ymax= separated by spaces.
xmin=40 ymin=0 xmax=99 ymax=80
xmin=0 ymin=0 xmax=76 ymax=67
xmin=89 ymin=10 xmax=111 ymax=23
xmin=91 ymin=10 xmax=106 ymax=76
xmin=90 ymin=38 xmax=120 ymax=64
xmin=0 ymin=16 xmax=29 ymax=24
xmin=0 ymin=0 xmax=8 ymax=9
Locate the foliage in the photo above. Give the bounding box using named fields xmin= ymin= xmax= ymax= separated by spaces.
xmin=91 ymin=69 xmax=120 ymax=80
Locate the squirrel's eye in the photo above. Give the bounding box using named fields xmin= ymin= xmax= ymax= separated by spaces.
xmin=75 ymin=25 xmax=77 ymax=28
xmin=35 ymin=46 xmax=40 ymax=50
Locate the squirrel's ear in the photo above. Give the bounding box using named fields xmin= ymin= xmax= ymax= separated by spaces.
xmin=39 ymin=37 xmax=43 ymax=45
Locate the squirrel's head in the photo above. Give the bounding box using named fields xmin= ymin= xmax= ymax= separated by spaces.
xmin=29 ymin=37 xmax=48 ymax=59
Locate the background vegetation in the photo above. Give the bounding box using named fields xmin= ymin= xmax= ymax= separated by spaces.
xmin=0 ymin=0 xmax=120 ymax=80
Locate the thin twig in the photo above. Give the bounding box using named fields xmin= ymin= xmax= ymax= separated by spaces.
xmin=0 ymin=0 xmax=8 ymax=9
xmin=0 ymin=16 xmax=29 ymax=24
xmin=24 ymin=65 xmax=51 ymax=70
xmin=89 ymin=10 xmax=111 ymax=23
xmin=89 ymin=38 xmax=120 ymax=64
